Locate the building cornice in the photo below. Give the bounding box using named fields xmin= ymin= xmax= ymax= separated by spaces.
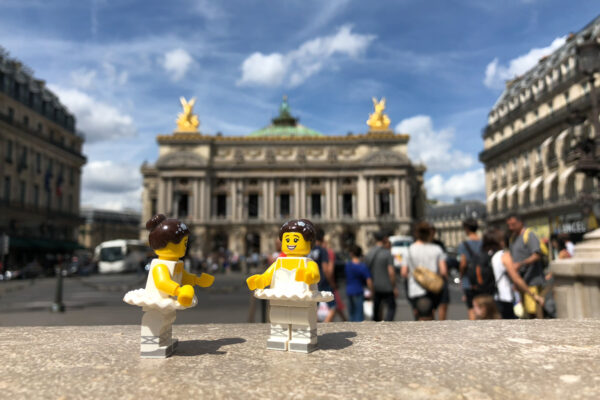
xmin=479 ymin=92 xmax=597 ymax=163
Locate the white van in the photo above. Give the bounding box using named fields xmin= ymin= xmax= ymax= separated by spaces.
xmin=389 ymin=235 xmax=413 ymax=268
xmin=95 ymin=239 xmax=148 ymax=274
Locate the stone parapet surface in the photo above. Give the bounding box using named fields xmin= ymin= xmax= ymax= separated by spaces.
xmin=1 ymin=320 xmax=599 ymax=399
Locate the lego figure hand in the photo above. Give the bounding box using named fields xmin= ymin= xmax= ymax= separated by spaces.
xmin=175 ymin=284 xmax=195 ymax=307
xmin=247 ymin=274 xmax=266 ymax=291
xmin=295 ymin=267 xmax=315 ymax=284
xmin=195 ymin=273 xmax=214 ymax=288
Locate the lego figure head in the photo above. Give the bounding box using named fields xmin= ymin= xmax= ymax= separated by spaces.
xmin=146 ymin=214 xmax=190 ymax=260
xmin=279 ymin=219 xmax=315 ymax=257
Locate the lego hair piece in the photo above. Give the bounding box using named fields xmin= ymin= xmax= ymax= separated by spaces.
xmin=146 ymin=214 xmax=190 ymax=250
xmin=279 ymin=219 xmax=316 ymax=244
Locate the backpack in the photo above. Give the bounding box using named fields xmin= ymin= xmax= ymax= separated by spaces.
xmin=463 ymin=243 xmax=496 ymax=295
xmin=522 ymin=228 xmax=549 ymax=268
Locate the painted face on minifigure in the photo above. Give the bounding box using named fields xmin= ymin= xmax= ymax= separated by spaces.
xmin=282 ymin=232 xmax=311 ymax=257
xmin=155 ymin=234 xmax=189 ymax=260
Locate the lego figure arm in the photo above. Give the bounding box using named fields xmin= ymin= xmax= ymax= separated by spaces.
xmin=152 ymin=264 xmax=194 ymax=307
xmin=247 ymin=262 xmax=277 ymax=290
xmin=295 ymin=260 xmax=320 ymax=285
xmin=181 ymin=270 xmax=215 ymax=288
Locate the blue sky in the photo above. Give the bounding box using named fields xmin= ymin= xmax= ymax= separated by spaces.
xmin=0 ymin=0 xmax=597 ymax=210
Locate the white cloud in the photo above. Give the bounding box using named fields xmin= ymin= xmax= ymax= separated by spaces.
xmin=70 ymin=69 xmax=97 ymax=89
xmin=425 ymin=168 xmax=485 ymax=200
xmin=49 ymin=85 xmax=137 ymax=142
xmin=396 ymin=115 xmax=474 ymax=173
xmin=81 ymin=160 xmax=142 ymax=211
xmin=484 ymin=36 xmax=566 ymax=89
xmin=238 ymin=25 xmax=375 ymax=87
xmin=70 ymin=63 xmax=128 ymax=90
xmin=162 ymin=48 xmax=194 ymax=81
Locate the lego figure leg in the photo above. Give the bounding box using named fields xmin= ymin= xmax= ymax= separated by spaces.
xmin=140 ymin=307 xmax=177 ymax=358
xmin=289 ymin=304 xmax=318 ymax=353
xmin=267 ymin=303 xmax=291 ymax=351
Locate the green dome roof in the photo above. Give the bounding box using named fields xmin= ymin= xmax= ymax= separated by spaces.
xmin=248 ymin=96 xmax=324 ymax=137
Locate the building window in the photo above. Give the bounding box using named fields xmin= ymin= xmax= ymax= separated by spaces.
xmin=379 ymin=190 xmax=391 ymax=216
xmin=151 ymin=198 xmax=157 ymax=216
xmin=311 ymin=193 xmax=321 ymax=217
xmin=37 ymin=122 xmax=43 ymax=133
xmin=216 ymin=194 xmax=227 ymax=217
xmin=175 ymin=192 xmax=189 ymax=218
xmin=69 ymin=167 xmax=74 ymax=185
xmin=36 ymin=152 xmax=41 ymax=173
xmin=4 ymin=176 xmax=10 ymax=202
xmin=279 ymin=193 xmax=290 ymax=217
xmin=7 ymin=107 xmax=14 ymax=121
xmin=342 ymin=192 xmax=353 ymax=216
xmin=5 ymin=140 xmax=13 ymax=163
xmin=20 ymin=181 xmax=26 ymax=205
xmin=68 ymin=195 xmax=73 ymax=212
xmin=19 ymin=147 xmax=27 ymax=171
xmin=248 ymin=193 xmax=259 ymax=218
xmin=33 ymin=184 xmax=39 ymax=208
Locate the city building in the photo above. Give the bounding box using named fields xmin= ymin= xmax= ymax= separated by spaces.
xmin=78 ymin=207 xmax=141 ymax=250
xmin=426 ymin=200 xmax=487 ymax=251
xmin=479 ymin=16 xmax=600 ymax=241
xmin=0 ymin=48 xmax=86 ymax=267
xmin=141 ymin=97 xmax=426 ymax=259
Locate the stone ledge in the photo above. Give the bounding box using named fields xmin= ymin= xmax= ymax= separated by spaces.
xmin=1 ymin=320 xmax=599 ymax=399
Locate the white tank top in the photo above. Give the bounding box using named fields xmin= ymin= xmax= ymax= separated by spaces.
xmin=144 ymin=258 xmax=183 ymax=300
xmin=271 ymin=257 xmax=317 ymax=295
xmin=491 ymin=250 xmax=513 ymax=303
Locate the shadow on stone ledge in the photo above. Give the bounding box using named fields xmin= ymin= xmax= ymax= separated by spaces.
xmin=318 ymin=331 xmax=357 ymax=350
xmin=177 ymin=337 xmax=247 ymax=356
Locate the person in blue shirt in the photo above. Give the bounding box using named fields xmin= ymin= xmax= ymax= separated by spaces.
xmin=344 ymin=245 xmax=373 ymax=322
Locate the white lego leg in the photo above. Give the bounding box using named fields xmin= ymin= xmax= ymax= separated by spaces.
xmin=140 ymin=307 xmax=177 ymax=358
xmin=267 ymin=303 xmax=291 ymax=351
xmin=289 ymin=305 xmax=318 ymax=353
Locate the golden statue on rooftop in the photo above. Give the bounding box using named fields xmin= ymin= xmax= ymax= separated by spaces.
xmin=176 ymin=97 xmax=200 ymax=132
xmin=367 ymin=97 xmax=391 ymax=131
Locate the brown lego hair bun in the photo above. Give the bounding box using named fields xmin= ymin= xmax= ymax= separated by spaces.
xmin=146 ymin=214 xmax=167 ymax=231
xmin=279 ymin=219 xmax=316 ymax=245
xmin=146 ymin=214 xmax=190 ymax=250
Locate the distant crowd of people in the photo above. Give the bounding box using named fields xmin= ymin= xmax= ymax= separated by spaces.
xmin=298 ymin=212 xmax=563 ymax=323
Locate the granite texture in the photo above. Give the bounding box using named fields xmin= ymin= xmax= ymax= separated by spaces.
xmin=1 ymin=320 xmax=599 ymax=399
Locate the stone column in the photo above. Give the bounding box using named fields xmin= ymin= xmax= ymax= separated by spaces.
xmin=192 ymin=178 xmax=199 ymax=220
xmin=331 ymin=179 xmax=338 ymax=220
xmin=293 ymin=179 xmax=301 ymax=218
xmin=394 ymin=178 xmax=402 ymax=218
xmin=357 ymin=175 xmax=368 ymax=219
xmin=165 ymin=178 xmax=173 ymax=215
xmin=401 ymin=179 xmax=409 ymax=218
xmin=550 ymin=229 xmax=600 ymax=318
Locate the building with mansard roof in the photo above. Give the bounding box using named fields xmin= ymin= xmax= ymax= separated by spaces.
xmin=140 ymin=97 xmax=426 ymax=259
xmin=0 ymin=48 xmax=86 ymax=268
xmin=426 ymin=200 xmax=486 ymax=251
xmin=479 ymin=16 xmax=600 ymax=240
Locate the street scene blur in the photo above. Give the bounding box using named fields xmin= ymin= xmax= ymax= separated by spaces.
xmin=1 ymin=2 xmax=600 ymax=327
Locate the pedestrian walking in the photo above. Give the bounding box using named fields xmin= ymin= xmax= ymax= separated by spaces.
xmin=365 ymin=231 xmax=397 ymax=321
xmin=311 ymin=228 xmax=341 ymax=322
xmin=457 ymin=218 xmax=482 ymax=320
xmin=344 ymin=245 xmax=373 ymax=322
xmin=506 ymin=214 xmax=547 ymax=318
xmin=402 ymin=222 xmax=447 ymax=321
xmin=430 ymin=225 xmax=449 ymax=320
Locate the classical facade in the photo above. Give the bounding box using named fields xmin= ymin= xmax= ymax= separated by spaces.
xmin=78 ymin=207 xmax=141 ymax=250
xmin=426 ymin=200 xmax=486 ymax=251
xmin=0 ymin=49 xmax=86 ymax=266
xmin=479 ymin=16 xmax=600 ymax=240
xmin=141 ymin=97 xmax=425 ymax=258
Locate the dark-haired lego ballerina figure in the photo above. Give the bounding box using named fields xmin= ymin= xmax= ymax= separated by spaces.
xmin=247 ymin=219 xmax=333 ymax=353
xmin=124 ymin=214 xmax=214 ymax=358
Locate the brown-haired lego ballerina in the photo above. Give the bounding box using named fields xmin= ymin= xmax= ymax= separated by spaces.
xmin=247 ymin=219 xmax=333 ymax=353
xmin=124 ymin=214 xmax=214 ymax=358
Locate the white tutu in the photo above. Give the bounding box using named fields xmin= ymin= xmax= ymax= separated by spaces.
xmin=254 ymin=288 xmax=333 ymax=303
xmin=123 ymin=288 xmax=197 ymax=311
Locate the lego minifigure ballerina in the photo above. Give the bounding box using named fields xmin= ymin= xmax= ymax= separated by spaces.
xmin=124 ymin=214 xmax=214 ymax=358
xmin=247 ymin=219 xmax=333 ymax=353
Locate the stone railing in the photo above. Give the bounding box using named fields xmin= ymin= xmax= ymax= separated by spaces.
xmin=1 ymin=320 xmax=599 ymax=399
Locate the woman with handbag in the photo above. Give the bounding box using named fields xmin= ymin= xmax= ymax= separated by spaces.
xmin=401 ymin=222 xmax=447 ymax=321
